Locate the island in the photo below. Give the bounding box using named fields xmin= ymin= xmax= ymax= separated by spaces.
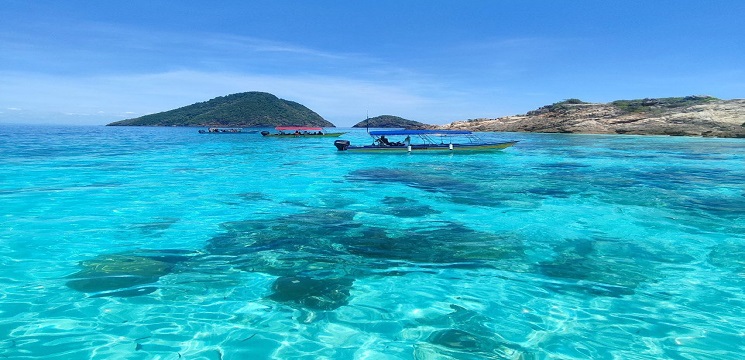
xmin=441 ymin=96 xmax=745 ymax=138
xmin=106 ymin=92 xmax=335 ymax=128
xmin=352 ymin=115 xmax=429 ymax=129
xmin=106 ymin=91 xmax=745 ymax=138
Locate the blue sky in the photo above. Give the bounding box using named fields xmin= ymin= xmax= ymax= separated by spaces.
xmin=1 ymin=0 xmax=743 ymax=126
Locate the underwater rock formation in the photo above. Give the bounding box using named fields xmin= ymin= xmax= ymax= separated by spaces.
xmin=407 ymin=304 xmax=526 ymax=358
xmin=379 ymin=196 xmax=441 ymax=218
xmin=65 ymin=250 xmax=196 ymax=297
xmin=535 ymin=237 xmax=692 ymax=297
xmin=65 ymin=206 xmax=525 ymax=312
xmin=348 ymin=168 xmax=507 ymax=207
xmin=427 ymin=329 xmax=485 ymax=351
xmin=268 ymin=276 xmax=353 ymax=310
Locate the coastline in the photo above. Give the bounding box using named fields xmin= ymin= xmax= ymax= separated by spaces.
xmin=439 ymin=98 xmax=745 ymax=138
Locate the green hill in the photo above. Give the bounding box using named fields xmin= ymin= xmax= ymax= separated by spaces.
xmin=352 ymin=115 xmax=429 ymax=129
xmin=107 ymin=92 xmax=334 ymax=127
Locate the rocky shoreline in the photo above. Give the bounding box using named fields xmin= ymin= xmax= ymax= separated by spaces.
xmin=440 ymin=98 xmax=745 ymax=138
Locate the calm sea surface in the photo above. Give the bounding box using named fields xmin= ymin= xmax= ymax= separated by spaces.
xmin=1 ymin=124 xmax=744 ymax=359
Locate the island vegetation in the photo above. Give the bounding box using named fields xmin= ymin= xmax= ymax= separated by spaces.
xmin=107 ymin=92 xmax=334 ymax=127
xmin=526 ymin=96 xmax=720 ymax=116
xmin=106 ymin=91 xmax=743 ymax=138
xmin=351 ymin=115 xmax=429 ymax=129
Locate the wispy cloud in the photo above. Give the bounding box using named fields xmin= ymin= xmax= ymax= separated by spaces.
xmin=2 ymin=18 xmax=502 ymax=125
xmin=0 ymin=68 xmax=515 ymax=126
xmin=0 ymin=19 xmax=579 ymax=125
xmin=202 ymin=33 xmax=352 ymax=60
xmin=1 ymin=20 xmax=364 ymax=75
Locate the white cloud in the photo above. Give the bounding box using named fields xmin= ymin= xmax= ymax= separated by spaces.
xmin=1 ymin=69 xmax=509 ymax=126
xmin=0 ymin=20 xmax=541 ymax=126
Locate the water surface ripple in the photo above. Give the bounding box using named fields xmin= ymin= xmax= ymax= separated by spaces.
xmin=1 ymin=125 xmax=744 ymax=359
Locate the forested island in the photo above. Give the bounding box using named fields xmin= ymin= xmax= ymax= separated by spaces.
xmin=107 ymin=92 xmax=334 ymax=127
xmin=351 ymin=115 xmax=429 ymax=129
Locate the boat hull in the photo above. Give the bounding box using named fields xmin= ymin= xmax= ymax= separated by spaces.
xmin=262 ymin=133 xmax=345 ymax=138
xmin=199 ymin=128 xmax=258 ymax=134
xmin=198 ymin=131 xmax=258 ymax=134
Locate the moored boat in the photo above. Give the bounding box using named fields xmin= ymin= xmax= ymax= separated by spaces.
xmin=333 ymin=130 xmax=518 ymax=153
xmin=198 ymin=127 xmax=258 ymax=134
xmin=261 ymin=126 xmax=346 ymax=137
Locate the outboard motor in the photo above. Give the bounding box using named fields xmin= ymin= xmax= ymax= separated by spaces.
xmin=334 ymin=140 xmax=350 ymax=151
xmin=260 ymin=131 xmax=270 ymax=136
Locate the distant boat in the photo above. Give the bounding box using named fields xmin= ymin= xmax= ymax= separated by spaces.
xmin=198 ymin=128 xmax=259 ymax=134
xmin=333 ymin=130 xmax=518 ymax=153
xmin=261 ymin=126 xmax=346 ymax=137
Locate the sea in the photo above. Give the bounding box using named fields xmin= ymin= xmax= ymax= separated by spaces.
xmin=1 ymin=124 xmax=744 ymax=359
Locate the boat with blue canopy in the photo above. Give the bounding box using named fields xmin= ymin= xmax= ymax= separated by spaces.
xmin=334 ymin=130 xmax=518 ymax=153
xmin=261 ymin=126 xmax=346 ymax=137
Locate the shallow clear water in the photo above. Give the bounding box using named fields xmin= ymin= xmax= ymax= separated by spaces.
xmin=1 ymin=124 xmax=744 ymax=359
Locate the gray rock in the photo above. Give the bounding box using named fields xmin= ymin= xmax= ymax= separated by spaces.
xmin=442 ymin=98 xmax=745 ymax=138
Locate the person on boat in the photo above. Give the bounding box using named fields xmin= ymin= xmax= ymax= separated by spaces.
xmin=377 ymin=135 xmax=391 ymax=146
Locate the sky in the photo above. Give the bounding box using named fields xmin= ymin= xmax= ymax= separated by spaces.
xmin=1 ymin=0 xmax=744 ymax=126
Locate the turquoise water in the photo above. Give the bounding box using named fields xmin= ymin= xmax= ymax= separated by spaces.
xmin=1 ymin=124 xmax=744 ymax=359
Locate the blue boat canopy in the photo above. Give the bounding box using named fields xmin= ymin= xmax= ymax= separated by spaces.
xmin=368 ymin=130 xmax=473 ymax=136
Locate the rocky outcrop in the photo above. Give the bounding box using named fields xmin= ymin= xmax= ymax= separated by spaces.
xmin=441 ymin=97 xmax=745 ymax=138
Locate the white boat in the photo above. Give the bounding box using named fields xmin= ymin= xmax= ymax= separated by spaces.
xmin=261 ymin=126 xmax=346 ymax=138
xmin=198 ymin=128 xmax=258 ymax=134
